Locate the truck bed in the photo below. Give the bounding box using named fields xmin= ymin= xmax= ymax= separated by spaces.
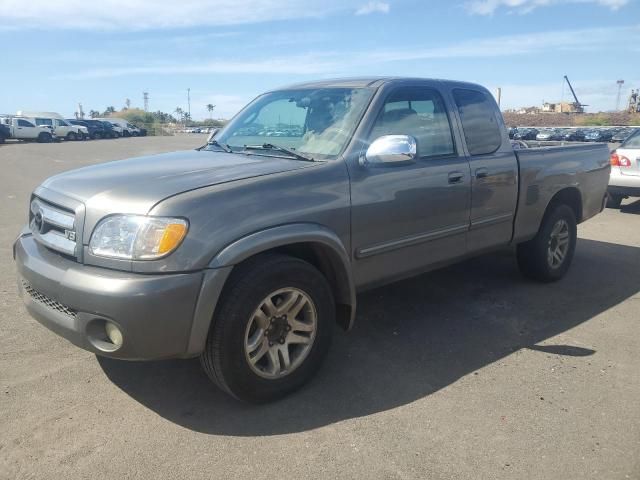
xmin=513 ymin=143 xmax=611 ymax=243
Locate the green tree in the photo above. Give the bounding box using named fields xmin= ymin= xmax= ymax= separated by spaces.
xmin=206 ymin=103 xmax=215 ymax=121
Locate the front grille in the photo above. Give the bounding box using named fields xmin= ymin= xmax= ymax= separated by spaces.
xmin=30 ymin=197 xmax=78 ymax=258
xmin=22 ymin=280 xmax=77 ymax=319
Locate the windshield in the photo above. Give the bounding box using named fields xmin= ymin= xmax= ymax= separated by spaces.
xmin=213 ymin=87 xmax=374 ymax=160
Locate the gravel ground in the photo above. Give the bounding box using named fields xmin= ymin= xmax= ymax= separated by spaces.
xmin=1 ymin=136 xmax=639 ymax=480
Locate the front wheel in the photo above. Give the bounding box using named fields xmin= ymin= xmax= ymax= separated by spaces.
xmin=200 ymin=254 xmax=334 ymax=403
xmin=66 ymin=132 xmax=77 ymax=141
xmin=517 ymin=204 xmax=577 ymax=282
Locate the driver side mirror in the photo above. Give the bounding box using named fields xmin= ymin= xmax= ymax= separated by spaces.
xmin=360 ymin=135 xmax=417 ymax=167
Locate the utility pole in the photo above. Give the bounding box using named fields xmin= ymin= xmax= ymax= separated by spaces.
xmin=495 ymin=87 xmax=502 ymax=108
xmin=616 ymin=80 xmax=624 ymax=111
xmin=187 ymin=88 xmax=191 ymax=125
xmin=143 ymin=91 xmax=149 ymax=112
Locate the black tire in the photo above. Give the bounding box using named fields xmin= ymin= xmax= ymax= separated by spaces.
xmin=200 ymin=254 xmax=334 ymax=403
xmin=123 ymin=130 xmax=130 ymax=137
xmin=606 ymin=193 xmax=624 ymax=209
xmin=0 ymin=136 xmax=5 ymax=144
xmin=66 ymin=132 xmax=77 ymax=141
xmin=517 ymin=204 xmax=577 ymax=282
xmin=37 ymin=132 xmax=52 ymax=143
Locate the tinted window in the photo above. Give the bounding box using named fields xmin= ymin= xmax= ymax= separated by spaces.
xmin=370 ymin=86 xmax=455 ymax=158
xmin=35 ymin=118 xmax=52 ymax=126
xmin=453 ymin=89 xmax=502 ymax=155
xmin=18 ymin=119 xmax=35 ymax=127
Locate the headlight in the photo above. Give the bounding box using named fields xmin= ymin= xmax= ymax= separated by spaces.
xmin=89 ymin=215 xmax=188 ymax=260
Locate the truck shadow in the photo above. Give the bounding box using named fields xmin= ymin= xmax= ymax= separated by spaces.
xmin=98 ymin=238 xmax=639 ymax=436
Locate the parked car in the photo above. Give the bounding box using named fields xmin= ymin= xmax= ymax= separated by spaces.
xmin=1 ymin=116 xmax=55 ymax=142
xmin=97 ymin=119 xmax=125 ymax=137
xmin=611 ymin=128 xmax=636 ymax=143
xmin=67 ymin=119 xmax=108 ymax=140
xmin=0 ymin=123 xmax=9 ymax=143
xmin=514 ymin=128 xmax=538 ymax=140
xmin=607 ymin=129 xmax=640 ymax=208
xmin=585 ymin=129 xmax=614 ymax=142
xmin=97 ymin=118 xmax=133 ymax=137
xmin=507 ymin=127 xmax=517 ymax=139
xmin=18 ymin=111 xmax=87 ymax=141
xmin=536 ymin=129 xmax=556 ymax=141
xmin=97 ymin=121 xmax=118 ymax=138
xmin=14 ymin=77 xmax=610 ymax=403
xmin=563 ymin=129 xmax=586 ymax=142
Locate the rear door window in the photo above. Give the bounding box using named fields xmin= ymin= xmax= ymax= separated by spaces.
xmin=453 ymin=89 xmax=502 ymax=156
xmin=18 ymin=119 xmax=35 ymax=127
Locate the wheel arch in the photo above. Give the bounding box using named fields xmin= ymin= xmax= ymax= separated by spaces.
xmin=546 ymin=186 xmax=583 ymax=223
xmin=186 ymin=223 xmax=356 ymax=357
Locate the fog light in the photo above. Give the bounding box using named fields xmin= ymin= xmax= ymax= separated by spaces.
xmin=105 ymin=322 xmax=123 ymax=347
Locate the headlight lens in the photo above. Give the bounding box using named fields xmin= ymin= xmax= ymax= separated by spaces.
xmin=89 ymin=215 xmax=188 ymax=260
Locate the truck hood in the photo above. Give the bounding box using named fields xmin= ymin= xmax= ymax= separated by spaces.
xmin=40 ymin=149 xmax=316 ymax=219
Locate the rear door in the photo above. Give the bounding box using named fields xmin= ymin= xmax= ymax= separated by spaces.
xmin=449 ymin=87 xmax=519 ymax=252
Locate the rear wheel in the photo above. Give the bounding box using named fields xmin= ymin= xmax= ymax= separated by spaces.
xmin=200 ymin=254 xmax=334 ymax=403
xmin=517 ymin=204 xmax=577 ymax=282
xmin=606 ymin=193 xmax=624 ymax=209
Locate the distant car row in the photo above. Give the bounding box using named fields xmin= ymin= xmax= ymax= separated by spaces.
xmin=508 ymin=127 xmax=638 ymax=143
xmin=179 ymin=127 xmax=219 ymax=134
xmin=0 ymin=112 xmax=146 ymax=144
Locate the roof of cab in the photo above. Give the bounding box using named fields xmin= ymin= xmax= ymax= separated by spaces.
xmin=276 ymin=77 xmax=488 ymax=91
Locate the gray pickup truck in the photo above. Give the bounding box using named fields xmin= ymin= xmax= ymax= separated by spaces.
xmin=14 ymin=78 xmax=610 ymax=402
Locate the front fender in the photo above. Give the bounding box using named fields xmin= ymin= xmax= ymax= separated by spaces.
xmin=211 ymin=222 xmax=356 ymax=324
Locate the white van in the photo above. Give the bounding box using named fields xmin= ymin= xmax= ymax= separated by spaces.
xmin=17 ymin=111 xmax=88 ymax=141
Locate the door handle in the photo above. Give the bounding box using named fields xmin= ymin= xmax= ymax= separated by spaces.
xmin=475 ymin=167 xmax=489 ymax=179
xmin=448 ymin=171 xmax=464 ymax=184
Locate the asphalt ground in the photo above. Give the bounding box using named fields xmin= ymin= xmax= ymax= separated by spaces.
xmin=1 ymin=136 xmax=639 ymax=479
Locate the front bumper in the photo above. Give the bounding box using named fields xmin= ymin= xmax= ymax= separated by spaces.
xmin=14 ymin=234 xmax=228 ymax=360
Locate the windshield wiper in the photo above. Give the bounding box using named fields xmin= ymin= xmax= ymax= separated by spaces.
xmin=243 ymin=143 xmax=314 ymax=162
xmin=206 ymin=139 xmax=233 ymax=153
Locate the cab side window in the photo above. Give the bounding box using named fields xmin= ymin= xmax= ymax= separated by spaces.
xmin=453 ymin=89 xmax=502 ymax=156
xmin=36 ymin=118 xmax=53 ymax=126
xmin=370 ymin=87 xmax=455 ymax=158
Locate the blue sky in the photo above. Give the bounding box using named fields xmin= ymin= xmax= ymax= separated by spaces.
xmin=1 ymin=0 xmax=638 ymax=120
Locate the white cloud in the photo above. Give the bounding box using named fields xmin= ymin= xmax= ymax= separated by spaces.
xmin=465 ymin=0 xmax=628 ymax=15
xmin=58 ymin=53 xmax=343 ymax=79
xmin=0 ymin=0 xmax=353 ymax=30
xmin=355 ymin=1 xmax=391 ymax=15
xmin=59 ymin=24 xmax=640 ymax=80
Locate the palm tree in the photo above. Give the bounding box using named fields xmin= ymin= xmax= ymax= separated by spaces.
xmin=174 ymin=107 xmax=184 ymax=127
xmin=206 ymin=104 xmax=215 ymax=121
xmin=89 ymin=110 xmax=100 ymax=118
xmin=103 ymin=106 xmax=116 ymax=116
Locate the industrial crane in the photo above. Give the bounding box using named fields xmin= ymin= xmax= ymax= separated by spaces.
xmin=564 ymin=75 xmax=586 ymax=113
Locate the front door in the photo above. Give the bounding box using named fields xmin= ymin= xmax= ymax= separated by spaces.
xmin=348 ymin=83 xmax=472 ymax=289
xmin=14 ymin=119 xmax=38 ymax=139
